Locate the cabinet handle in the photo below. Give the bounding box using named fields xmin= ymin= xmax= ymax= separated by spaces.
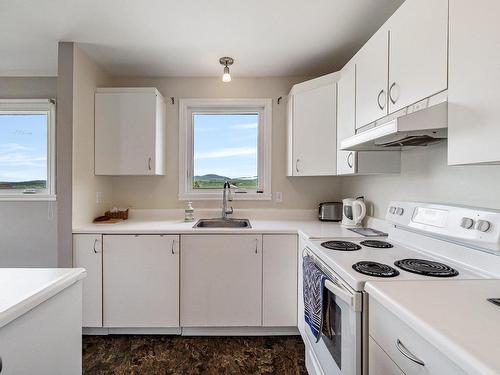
xmin=295 ymin=159 xmax=300 ymax=173
xmin=389 ymin=82 xmax=398 ymax=104
xmin=0 ymin=355 xmax=3 ymax=373
xmin=347 ymin=152 xmax=353 ymax=168
xmin=93 ymin=239 xmax=99 ymax=253
xmin=396 ymin=339 xmax=425 ymax=366
xmin=148 ymin=157 xmax=152 ymax=171
xmin=254 ymin=238 xmax=258 ymax=254
xmin=377 ymin=89 xmax=386 ymax=110
xmin=171 ymin=239 xmax=176 ymax=255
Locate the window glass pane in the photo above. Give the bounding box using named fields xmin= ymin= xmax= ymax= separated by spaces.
xmin=193 ymin=113 xmax=258 ymax=189
xmin=0 ymin=114 xmax=48 ymax=192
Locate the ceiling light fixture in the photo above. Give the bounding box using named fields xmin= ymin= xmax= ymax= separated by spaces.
xmin=219 ymin=57 xmax=234 ymax=82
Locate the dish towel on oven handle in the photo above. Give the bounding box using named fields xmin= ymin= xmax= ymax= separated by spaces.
xmin=303 ymin=255 xmax=330 ymax=342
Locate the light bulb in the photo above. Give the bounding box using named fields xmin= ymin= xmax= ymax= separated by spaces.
xmin=222 ymin=66 xmax=231 ymax=82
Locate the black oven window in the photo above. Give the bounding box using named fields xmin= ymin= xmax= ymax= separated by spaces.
xmin=322 ymin=293 xmax=342 ymax=369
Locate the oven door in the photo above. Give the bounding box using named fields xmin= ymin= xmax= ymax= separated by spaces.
xmin=304 ymin=275 xmax=362 ymax=375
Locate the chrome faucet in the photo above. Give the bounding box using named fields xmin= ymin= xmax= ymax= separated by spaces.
xmin=222 ymin=181 xmax=234 ymax=219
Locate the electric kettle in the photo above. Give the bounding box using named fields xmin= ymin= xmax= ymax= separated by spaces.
xmin=342 ymin=197 xmax=366 ymax=227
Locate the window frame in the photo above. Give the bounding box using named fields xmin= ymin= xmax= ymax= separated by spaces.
xmin=178 ymin=98 xmax=272 ymax=201
xmin=0 ymin=99 xmax=56 ymax=201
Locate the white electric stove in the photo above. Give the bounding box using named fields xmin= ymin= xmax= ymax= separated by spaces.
xmin=299 ymin=201 xmax=500 ymax=375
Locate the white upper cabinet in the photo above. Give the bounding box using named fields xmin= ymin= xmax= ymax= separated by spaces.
xmin=354 ymin=0 xmax=448 ymax=129
xmin=95 ymin=88 xmax=166 ymax=175
xmin=337 ymin=62 xmax=401 ymax=175
xmin=448 ymin=0 xmax=500 ymax=165
xmin=287 ymin=73 xmax=338 ymax=176
xmin=337 ymin=62 xmax=357 ymax=175
xmin=387 ymin=0 xmax=448 ymax=113
xmin=355 ymin=27 xmax=389 ymax=129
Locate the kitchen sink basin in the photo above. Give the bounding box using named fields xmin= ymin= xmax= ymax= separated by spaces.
xmin=193 ymin=218 xmax=252 ymax=228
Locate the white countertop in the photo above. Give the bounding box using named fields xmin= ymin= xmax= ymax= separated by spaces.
xmin=366 ymin=279 xmax=500 ymax=375
xmin=73 ymin=209 xmax=375 ymax=239
xmin=0 ymin=268 xmax=87 ymax=328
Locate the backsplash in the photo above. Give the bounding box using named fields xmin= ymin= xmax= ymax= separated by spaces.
xmin=341 ymin=141 xmax=500 ymax=218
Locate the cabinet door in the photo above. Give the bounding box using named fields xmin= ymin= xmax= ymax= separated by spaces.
xmin=337 ymin=62 xmax=357 ymax=175
xmin=448 ymin=0 xmax=500 ymax=165
xmin=369 ymin=337 xmax=405 ymax=375
xmin=95 ymin=91 xmax=157 ymax=175
xmin=262 ymin=235 xmax=297 ymax=327
xmin=73 ymin=234 xmax=102 ymax=327
xmin=356 ymin=27 xmax=389 ymax=129
xmin=297 ymin=236 xmax=307 ymax=336
xmin=388 ymin=0 xmax=448 ymax=113
xmin=292 ymin=82 xmax=337 ymax=176
xmin=181 ymin=235 xmax=262 ymax=327
xmin=103 ymin=235 xmax=179 ymax=327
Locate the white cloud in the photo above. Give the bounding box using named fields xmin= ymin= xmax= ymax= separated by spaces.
xmin=230 ymin=123 xmax=258 ymax=130
xmin=0 ymin=143 xmax=29 ymax=153
xmin=195 ymin=147 xmax=257 ymax=160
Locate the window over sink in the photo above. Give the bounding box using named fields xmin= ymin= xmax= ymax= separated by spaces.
xmin=179 ymin=99 xmax=272 ymax=200
xmin=0 ymin=99 xmax=56 ymax=201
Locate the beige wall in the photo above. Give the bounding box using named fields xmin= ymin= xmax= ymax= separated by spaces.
xmin=341 ymin=141 xmax=500 ymax=218
xmin=0 ymin=77 xmax=56 ymax=98
xmin=106 ymin=76 xmax=343 ymax=209
xmin=72 ymin=46 xmax=113 ymax=226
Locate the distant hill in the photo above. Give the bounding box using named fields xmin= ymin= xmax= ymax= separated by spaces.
xmin=193 ymin=174 xmax=258 ymax=189
xmin=194 ymin=174 xmax=228 ymax=181
xmin=0 ymin=180 xmax=46 ymax=189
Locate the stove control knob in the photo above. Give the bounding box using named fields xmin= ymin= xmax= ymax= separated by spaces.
xmin=396 ymin=207 xmax=404 ymax=216
xmin=460 ymin=217 xmax=475 ymax=229
xmin=390 ymin=206 xmax=396 ymax=214
xmin=476 ymin=220 xmax=491 ymax=232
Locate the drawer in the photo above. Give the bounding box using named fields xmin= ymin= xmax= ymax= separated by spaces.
xmin=369 ymin=337 xmax=405 ymax=375
xmin=369 ymin=297 xmax=467 ymax=375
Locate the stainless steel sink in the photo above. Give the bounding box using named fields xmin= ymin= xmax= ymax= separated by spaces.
xmin=193 ymin=218 xmax=252 ymax=228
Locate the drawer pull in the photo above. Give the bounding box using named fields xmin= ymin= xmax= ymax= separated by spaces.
xmin=396 ymin=339 xmax=425 ymax=366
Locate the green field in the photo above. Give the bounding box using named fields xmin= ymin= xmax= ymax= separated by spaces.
xmin=0 ymin=180 xmax=46 ymax=189
xmin=193 ymin=175 xmax=257 ymax=189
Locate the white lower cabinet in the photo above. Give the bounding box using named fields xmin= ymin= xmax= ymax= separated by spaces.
xmin=262 ymin=235 xmax=297 ymax=327
xmin=103 ymin=234 xmax=179 ymax=328
xmin=181 ymin=235 xmax=263 ymax=327
xmin=369 ymin=337 xmax=405 ymax=375
xmin=369 ymin=297 xmax=467 ymax=375
xmin=73 ymin=234 xmax=103 ymax=327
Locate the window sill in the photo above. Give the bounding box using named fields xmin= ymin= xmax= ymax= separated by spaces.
xmin=0 ymin=194 xmax=57 ymax=202
xmin=178 ymin=192 xmax=272 ymax=201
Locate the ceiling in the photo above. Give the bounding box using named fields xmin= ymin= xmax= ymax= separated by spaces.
xmin=0 ymin=0 xmax=404 ymax=77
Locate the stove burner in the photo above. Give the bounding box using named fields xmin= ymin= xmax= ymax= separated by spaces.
xmin=321 ymin=241 xmax=362 ymax=251
xmin=352 ymin=261 xmax=400 ymax=277
xmin=394 ymin=259 xmax=459 ymax=277
xmin=360 ymin=240 xmax=393 ymax=248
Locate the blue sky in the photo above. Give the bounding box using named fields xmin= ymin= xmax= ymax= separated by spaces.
xmin=0 ymin=114 xmax=47 ymax=182
xmin=193 ymin=113 xmax=259 ymax=179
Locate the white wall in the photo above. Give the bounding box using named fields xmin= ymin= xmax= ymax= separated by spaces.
xmin=72 ymin=46 xmax=113 ymax=227
xmin=104 ymin=76 xmax=343 ymax=210
xmin=341 ymin=141 xmax=500 ymax=218
xmin=0 ymin=77 xmax=58 ymax=267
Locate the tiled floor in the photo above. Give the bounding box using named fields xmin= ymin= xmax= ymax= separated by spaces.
xmin=83 ymin=335 xmax=307 ymax=375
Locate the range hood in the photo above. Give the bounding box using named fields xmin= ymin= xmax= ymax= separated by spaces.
xmin=341 ymin=98 xmax=448 ymax=151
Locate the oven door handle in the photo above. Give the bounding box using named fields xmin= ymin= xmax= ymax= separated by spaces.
xmin=324 ymin=279 xmax=362 ymax=312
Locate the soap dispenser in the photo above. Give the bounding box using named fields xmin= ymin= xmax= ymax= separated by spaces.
xmin=184 ymin=201 xmax=195 ymax=222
